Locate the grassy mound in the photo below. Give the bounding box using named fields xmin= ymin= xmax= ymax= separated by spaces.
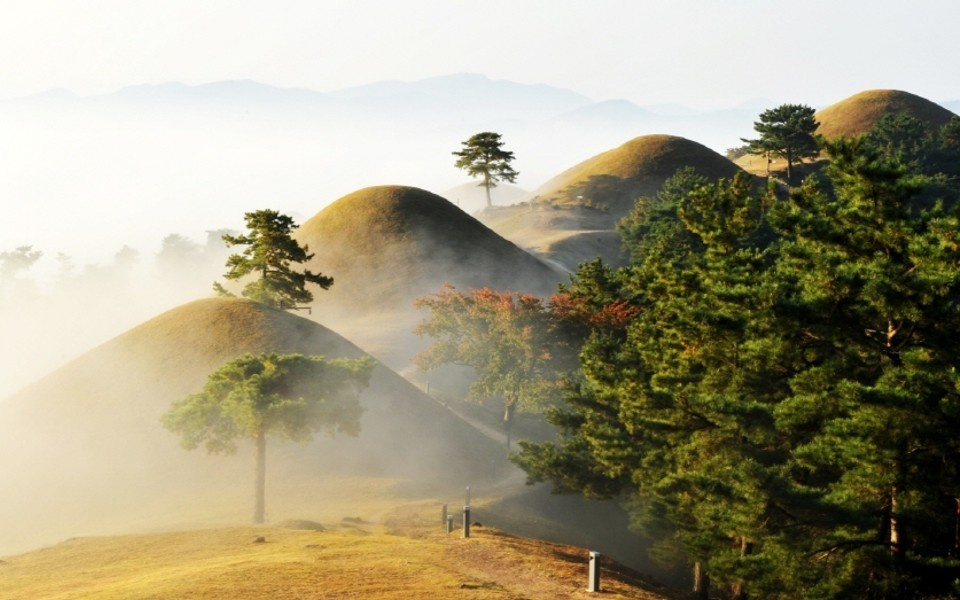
xmin=290 ymin=185 xmax=564 ymax=369
xmin=0 ymin=297 xmax=505 ymax=556
xmin=0 ymin=505 xmax=679 ymax=599
xmin=476 ymin=135 xmax=742 ymax=272
xmin=815 ymin=89 xmax=957 ymax=139
xmin=523 ymin=134 xmax=742 ymax=218
xmin=442 ymin=180 xmax=528 ymax=214
xmin=294 ymin=185 xmax=562 ymax=309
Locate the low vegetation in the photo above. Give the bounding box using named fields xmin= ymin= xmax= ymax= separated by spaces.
xmin=0 ymin=504 xmax=677 ymax=600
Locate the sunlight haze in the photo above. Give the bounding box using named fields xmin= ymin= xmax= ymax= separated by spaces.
xmin=0 ymin=0 xmax=957 ymax=395
xmin=1 ymin=0 xmax=957 ymax=106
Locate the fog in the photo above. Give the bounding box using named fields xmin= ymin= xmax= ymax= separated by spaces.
xmin=0 ymin=78 xmax=753 ymax=582
xmin=0 ymin=77 xmax=758 ymax=398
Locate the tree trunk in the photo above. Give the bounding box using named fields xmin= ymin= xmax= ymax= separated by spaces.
xmin=955 ymin=497 xmax=960 ymax=552
xmin=785 ymin=148 xmax=793 ymax=184
xmin=693 ymin=561 xmax=710 ymax=600
xmin=730 ymin=538 xmax=753 ymax=600
xmin=254 ymin=429 xmax=266 ymax=524
xmin=483 ymin=173 xmax=493 ymax=207
xmin=503 ymin=398 xmax=516 ymax=450
xmin=889 ymin=486 xmax=902 ymax=560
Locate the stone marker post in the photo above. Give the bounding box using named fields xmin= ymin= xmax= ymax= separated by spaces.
xmin=587 ymin=551 xmax=601 ymax=592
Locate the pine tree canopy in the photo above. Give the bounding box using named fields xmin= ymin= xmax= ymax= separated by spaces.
xmin=514 ymin=134 xmax=960 ymax=598
xmin=214 ymin=209 xmax=333 ymax=309
xmin=452 ymin=131 xmax=519 ymax=207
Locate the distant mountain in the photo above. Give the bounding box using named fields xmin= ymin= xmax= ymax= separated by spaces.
xmin=328 ymin=73 xmax=593 ymax=120
xmin=553 ymin=99 xmax=653 ymax=127
xmin=640 ymin=102 xmax=700 ymax=117
xmin=816 ymin=89 xmax=957 ymax=139
xmin=90 ymin=79 xmax=333 ymax=114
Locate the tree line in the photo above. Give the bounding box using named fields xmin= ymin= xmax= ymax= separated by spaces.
xmin=416 ymin=109 xmax=960 ymax=598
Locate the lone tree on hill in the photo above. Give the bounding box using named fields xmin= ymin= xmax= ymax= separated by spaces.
xmin=453 ymin=131 xmax=519 ymax=208
xmin=162 ymin=352 xmax=373 ymax=524
xmin=741 ymin=103 xmax=820 ymax=183
xmin=214 ymin=209 xmax=332 ymax=310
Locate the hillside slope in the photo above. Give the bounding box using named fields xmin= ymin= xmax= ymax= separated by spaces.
xmin=523 ymin=134 xmax=742 ymax=217
xmin=0 ymin=506 xmax=679 ymax=599
xmin=477 ymin=135 xmax=744 ymax=272
xmin=0 ymin=297 xmax=504 ymax=555
xmin=292 ymin=185 xmax=565 ymax=366
xmin=815 ymin=89 xmax=957 ymax=139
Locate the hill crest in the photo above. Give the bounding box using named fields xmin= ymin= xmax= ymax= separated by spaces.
xmin=0 ymin=297 xmax=504 ymax=555
xmin=524 ymin=134 xmax=742 ymax=217
xmin=815 ymin=89 xmax=957 ymax=139
xmin=294 ymin=185 xmax=563 ymax=311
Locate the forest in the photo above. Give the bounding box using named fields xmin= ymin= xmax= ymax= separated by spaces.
xmin=419 ymin=109 xmax=960 ymax=598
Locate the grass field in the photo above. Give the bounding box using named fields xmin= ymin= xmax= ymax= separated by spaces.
xmin=0 ymin=503 xmax=678 ymax=600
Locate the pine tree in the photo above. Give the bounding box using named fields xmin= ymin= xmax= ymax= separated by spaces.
xmin=515 ymin=143 xmax=960 ymax=596
xmin=162 ymin=353 xmax=373 ymax=523
xmin=767 ymin=137 xmax=960 ymax=597
xmin=742 ymin=104 xmax=820 ymax=184
xmin=452 ymin=132 xmax=519 ymax=208
xmin=214 ymin=209 xmax=332 ymax=310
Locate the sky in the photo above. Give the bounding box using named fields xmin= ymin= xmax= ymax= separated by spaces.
xmin=1 ymin=0 xmax=958 ymax=108
xmin=0 ymin=0 xmax=958 ymax=398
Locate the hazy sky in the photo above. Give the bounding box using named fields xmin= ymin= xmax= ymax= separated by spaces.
xmin=1 ymin=0 xmax=958 ymax=398
xmin=2 ymin=0 xmax=958 ymax=107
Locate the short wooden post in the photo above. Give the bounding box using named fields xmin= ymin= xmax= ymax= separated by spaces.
xmin=587 ymin=551 xmax=601 ymax=592
xmin=446 ymin=515 xmax=454 ymax=533
xmin=463 ymin=505 xmax=471 ymax=538
xmin=441 ymin=503 xmax=447 ymax=527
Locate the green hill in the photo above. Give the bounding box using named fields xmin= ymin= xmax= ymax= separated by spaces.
xmin=0 ymin=297 xmax=662 ymax=584
xmin=521 ymin=134 xmax=742 ymax=217
xmin=477 ymin=135 xmax=743 ymax=272
xmin=291 ymin=185 xmax=565 ymax=366
xmin=0 ymin=297 xmax=504 ymax=556
xmin=815 ymin=89 xmax=957 ymax=139
xmin=294 ymin=185 xmax=562 ymax=307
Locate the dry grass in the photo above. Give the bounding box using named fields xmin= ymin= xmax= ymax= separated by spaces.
xmin=291 ymin=185 xmax=562 ymax=321
xmin=523 ymin=134 xmax=742 ymax=217
xmin=0 ymin=503 xmax=679 ymax=600
xmin=0 ymin=297 xmax=509 ymax=557
xmin=476 ymin=135 xmax=743 ymax=272
xmin=815 ymin=89 xmax=956 ymax=139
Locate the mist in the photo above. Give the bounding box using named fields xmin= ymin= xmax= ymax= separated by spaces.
xmin=0 ymin=77 xmax=755 ymax=585
xmin=0 ymin=76 xmax=760 ymax=399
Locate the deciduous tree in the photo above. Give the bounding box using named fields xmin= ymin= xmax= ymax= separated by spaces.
xmin=415 ymin=286 xmax=569 ymax=449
